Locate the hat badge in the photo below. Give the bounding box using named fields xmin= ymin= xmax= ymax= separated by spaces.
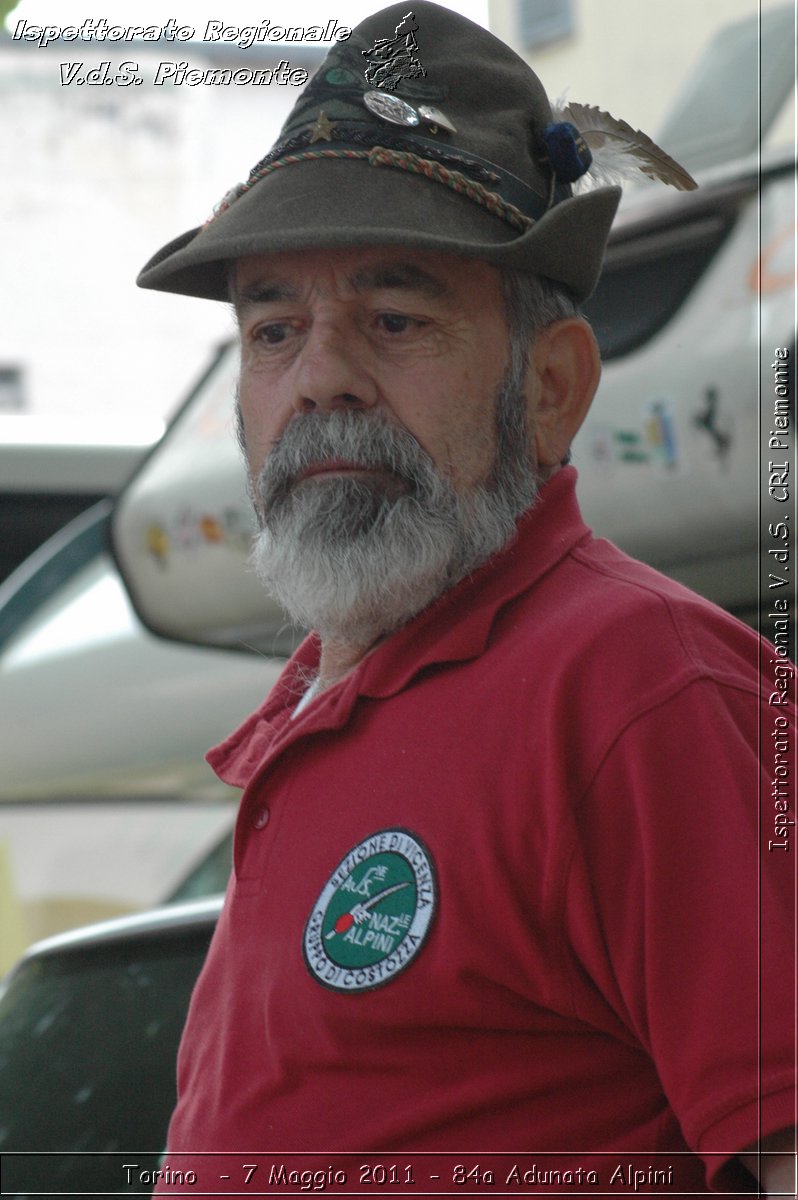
xmin=360 ymin=11 xmax=456 ymax=134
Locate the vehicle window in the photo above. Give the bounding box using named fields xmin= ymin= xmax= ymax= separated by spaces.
xmin=0 ymin=926 xmax=212 ymax=1194
xmin=584 ymin=215 xmax=733 ymax=360
xmin=168 ymin=831 xmax=233 ymax=903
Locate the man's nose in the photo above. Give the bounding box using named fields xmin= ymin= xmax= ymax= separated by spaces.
xmin=291 ymin=323 xmax=378 ymax=415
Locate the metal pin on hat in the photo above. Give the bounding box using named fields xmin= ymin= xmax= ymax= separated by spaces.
xmin=363 ymin=90 xmax=421 ymax=126
xmin=363 ymin=91 xmax=457 ymax=134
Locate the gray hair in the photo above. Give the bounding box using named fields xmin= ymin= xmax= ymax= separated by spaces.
xmin=500 ymin=270 xmax=582 ymax=467
xmin=501 ymin=269 xmax=581 ymax=380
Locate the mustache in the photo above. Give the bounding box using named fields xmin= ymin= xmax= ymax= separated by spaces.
xmin=254 ymin=410 xmax=441 ymax=511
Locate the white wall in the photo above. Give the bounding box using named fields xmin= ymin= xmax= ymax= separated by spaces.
xmin=0 ymin=40 xmax=320 ymax=424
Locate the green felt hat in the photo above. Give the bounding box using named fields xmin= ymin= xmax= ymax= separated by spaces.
xmin=137 ymin=1 xmax=622 ymax=303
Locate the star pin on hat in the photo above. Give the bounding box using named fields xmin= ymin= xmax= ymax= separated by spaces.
xmin=137 ymin=1 xmax=695 ymax=304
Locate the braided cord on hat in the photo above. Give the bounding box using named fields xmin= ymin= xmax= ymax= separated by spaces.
xmin=367 ymin=147 xmax=534 ymax=232
xmin=206 ymin=146 xmax=535 ymax=234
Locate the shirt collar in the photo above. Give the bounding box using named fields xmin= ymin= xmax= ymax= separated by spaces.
xmin=358 ymin=466 xmax=589 ymax=699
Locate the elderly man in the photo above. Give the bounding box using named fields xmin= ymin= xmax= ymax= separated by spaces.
xmin=139 ymin=3 xmax=795 ymax=1193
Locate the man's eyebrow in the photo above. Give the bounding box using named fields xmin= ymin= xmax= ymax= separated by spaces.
xmin=231 ymin=279 xmax=299 ymax=314
xmin=230 ymin=262 xmax=449 ymax=316
xmin=348 ymin=263 xmax=449 ymax=298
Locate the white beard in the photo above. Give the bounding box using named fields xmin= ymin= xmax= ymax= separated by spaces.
xmin=247 ymin=381 xmax=539 ymax=647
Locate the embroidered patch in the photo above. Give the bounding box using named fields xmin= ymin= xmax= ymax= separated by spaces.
xmin=303 ymin=829 xmax=437 ymax=993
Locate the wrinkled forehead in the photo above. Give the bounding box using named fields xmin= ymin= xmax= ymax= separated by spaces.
xmin=230 ymin=245 xmax=506 ymax=313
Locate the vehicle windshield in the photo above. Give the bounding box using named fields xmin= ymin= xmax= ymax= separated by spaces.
xmin=0 ymin=924 xmax=212 ymax=1194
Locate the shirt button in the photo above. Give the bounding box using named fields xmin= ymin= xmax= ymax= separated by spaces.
xmin=253 ymin=808 xmax=270 ymax=830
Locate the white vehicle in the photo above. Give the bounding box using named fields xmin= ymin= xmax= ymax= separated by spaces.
xmin=575 ymin=2 xmax=796 ymax=627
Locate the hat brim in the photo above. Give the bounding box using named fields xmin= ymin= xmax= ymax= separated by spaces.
xmin=137 ymin=157 xmax=620 ymax=304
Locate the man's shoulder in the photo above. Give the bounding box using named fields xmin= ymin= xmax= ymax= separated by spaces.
xmin=468 ymin=469 xmax=764 ymax=694
xmin=497 ymin=531 xmax=764 ymax=699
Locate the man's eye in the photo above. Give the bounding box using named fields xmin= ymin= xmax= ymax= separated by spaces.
xmin=255 ymin=323 xmax=290 ymax=345
xmin=377 ymin=313 xmax=421 ymax=335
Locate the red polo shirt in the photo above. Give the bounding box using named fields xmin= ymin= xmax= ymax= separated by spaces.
xmin=159 ymin=468 xmax=795 ymax=1194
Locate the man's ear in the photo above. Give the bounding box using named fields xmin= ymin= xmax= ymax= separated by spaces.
xmin=524 ymin=318 xmax=601 ymax=470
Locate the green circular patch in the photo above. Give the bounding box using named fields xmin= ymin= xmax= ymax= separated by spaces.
xmin=304 ymin=829 xmax=436 ymax=993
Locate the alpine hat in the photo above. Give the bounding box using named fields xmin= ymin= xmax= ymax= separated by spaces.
xmin=137 ymin=1 xmax=622 ymax=303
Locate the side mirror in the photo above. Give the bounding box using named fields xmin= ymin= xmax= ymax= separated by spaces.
xmin=111 ymin=343 xmax=299 ymax=655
